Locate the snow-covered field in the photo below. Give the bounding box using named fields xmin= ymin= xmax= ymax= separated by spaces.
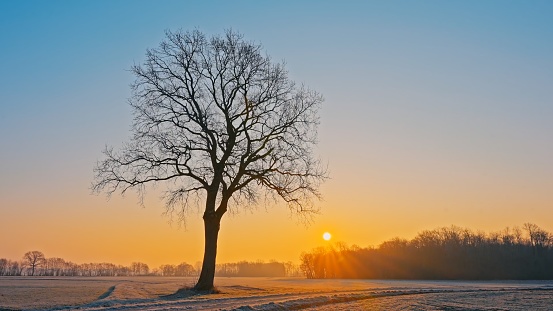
xmin=1 ymin=277 xmax=552 ymax=310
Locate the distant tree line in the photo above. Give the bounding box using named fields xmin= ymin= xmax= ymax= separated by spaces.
xmin=158 ymin=262 xmax=196 ymax=277
xmin=300 ymin=223 xmax=553 ymax=280
xmin=0 ymin=252 xmax=300 ymax=277
xmin=0 ymin=251 xmax=153 ymax=277
xmin=215 ymin=261 xmax=301 ymax=277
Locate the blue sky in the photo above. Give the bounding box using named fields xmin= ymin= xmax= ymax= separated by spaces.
xmin=1 ymin=1 xmax=552 ymax=266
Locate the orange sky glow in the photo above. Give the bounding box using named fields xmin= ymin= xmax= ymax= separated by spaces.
xmin=1 ymin=1 xmax=552 ymax=269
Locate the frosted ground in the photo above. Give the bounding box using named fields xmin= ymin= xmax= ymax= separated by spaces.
xmin=1 ymin=277 xmax=552 ymax=310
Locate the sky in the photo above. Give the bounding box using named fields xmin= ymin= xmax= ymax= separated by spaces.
xmin=1 ymin=1 xmax=552 ymax=269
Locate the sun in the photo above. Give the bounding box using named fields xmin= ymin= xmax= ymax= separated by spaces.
xmin=323 ymin=232 xmax=331 ymax=241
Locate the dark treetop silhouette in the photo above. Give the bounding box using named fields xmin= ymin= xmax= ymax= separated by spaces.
xmin=92 ymin=29 xmax=326 ymax=290
xmin=299 ymin=224 xmax=553 ymax=280
xmin=22 ymin=251 xmax=46 ymax=276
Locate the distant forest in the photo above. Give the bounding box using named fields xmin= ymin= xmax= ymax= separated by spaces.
xmin=300 ymin=223 xmax=553 ymax=280
xmin=0 ymin=252 xmax=299 ymax=277
xmin=5 ymin=223 xmax=552 ymax=280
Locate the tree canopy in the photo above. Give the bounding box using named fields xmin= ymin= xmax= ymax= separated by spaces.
xmin=93 ymin=29 xmax=326 ymax=290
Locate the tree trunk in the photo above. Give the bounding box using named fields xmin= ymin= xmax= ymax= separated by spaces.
xmin=194 ymin=211 xmax=221 ymax=290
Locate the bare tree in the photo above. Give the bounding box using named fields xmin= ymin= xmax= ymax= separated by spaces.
xmin=524 ymin=223 xmax=551 ymax=254
xmin=130 ymin=262 xmax=149 ymax=276
xmin=23 ymin=251 xmax=46 ymax=276
xmin=92 ymin=29 xmax=326 ymax=290
xmin=0 ymin=258 xmax=7 ymax=276
xmin=160 ymin=264 xmax=176 ymax=276
xmin=176 ymin=262 xmax=195 ymax=276
xmin=6 ymin=260 xmax=24 ymax=276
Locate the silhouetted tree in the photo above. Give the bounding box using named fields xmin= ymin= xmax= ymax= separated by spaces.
xmin=44 ymin=257 xmax=66 ymax=276
xmin=175 ymin=262 xmax=195 ymax=276
xmin=4 ymin=260 xmax=24 ymax=276
xmin=284 ymin=261 xmax=302 ymax=277
xmin=0 ymin=258 xmax=7 ymax=276
xmin=160 ymin=264 xmax=176 ymax=276
xmin=92 ymin=29 xmax=326 ymax=290
xmin=130 ymin=262 xmax=149 ymax=275
xmin=22 ymin=251 xmax=46 ymax=276
xmin=524 ymin=223 xmax=552 ymax=254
